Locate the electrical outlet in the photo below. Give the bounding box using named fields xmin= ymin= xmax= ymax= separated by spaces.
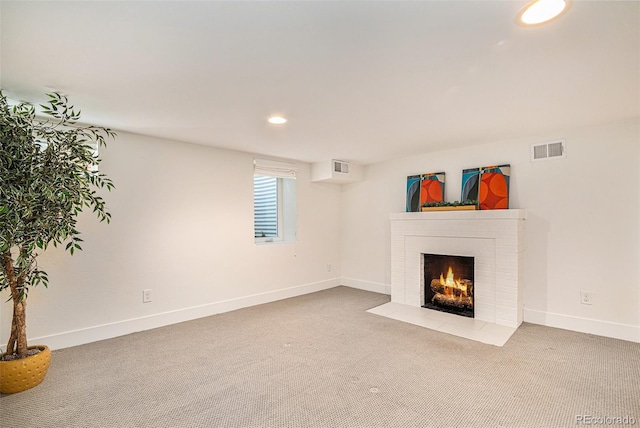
xmin=327 ymin=263 xmax=332 ymax=272
xmin=143 ymin=289 xmax=152 ymax=303
xmin=580 ymin=291 xmax=593 ymax=305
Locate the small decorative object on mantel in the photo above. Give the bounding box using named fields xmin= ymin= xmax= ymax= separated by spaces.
xmin=406 ymin=172 xmax=445 ymax=212
xmin=406 ymin=174 xmax=421 ymax=212
xmin=421 ymin=200 xmax=478 ymax=212
xmin=461 ymin=164 xmax=510 ymax=210
xmin=420 ymin=172 xmax=445 ymax=206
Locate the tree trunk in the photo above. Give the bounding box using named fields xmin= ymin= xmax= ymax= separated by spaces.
xmin=6 ymin=299 xmax=27 ymax=357
xmin=2 ymin=250 xmax=28 ymax=358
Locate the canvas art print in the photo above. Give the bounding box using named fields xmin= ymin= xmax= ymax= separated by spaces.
xmin=461 ymin=167 xmax=480 ymax=202
xmin=420 ymin=172 xmax=445 ymax=206
xmin=406 ymin=175 xmax=421 ymax=212
xmin=461 ymin=164 xmax=510 ymax=210
xmin=479 ymin=165 xmax=510 ymax=209
xmin=407 ymin=172 xmax=445 ymax=212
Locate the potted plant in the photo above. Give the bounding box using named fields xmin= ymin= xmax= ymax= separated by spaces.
xmin=0 ymin=90 xmax=115 ymax=393
xmin=421 ymin=199 xmax=479 ymax=212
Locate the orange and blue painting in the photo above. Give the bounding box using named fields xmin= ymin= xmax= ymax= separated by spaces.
xmin=420 ymin=172 xmax=445 ymax=206
xmin=407 ymin=172 xmax=445 ymax=212
xmin=406 ymin=175 xmax=421 ymax=212
xmin=461 ymin=164 xmax=510 ymax=210
xmin=461 ymin=167 xmax=481 ymax=203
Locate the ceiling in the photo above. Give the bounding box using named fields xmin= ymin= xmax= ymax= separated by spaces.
xmin=1 ymin=1 xmax=638 ymax=165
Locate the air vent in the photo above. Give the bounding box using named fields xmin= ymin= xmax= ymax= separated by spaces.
xmin=333 ymin=160 xmax=349 ymax=174
xmin=311 ymin=159 xmax=362 ymax=183
xmin=531 ymin=140 xmax=566 ymax=162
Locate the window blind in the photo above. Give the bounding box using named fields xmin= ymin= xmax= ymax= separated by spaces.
xmin=253 ymin=158 xmax=298 ymax=179
xmin=254 ymin=175 xmax=278 ymax=238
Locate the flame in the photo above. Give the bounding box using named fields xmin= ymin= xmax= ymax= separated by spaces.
xmin=439 ymin=266 xmax=468 ymax=298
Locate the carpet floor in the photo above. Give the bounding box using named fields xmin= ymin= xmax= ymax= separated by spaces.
xmin=1 ymin=286 xmax=639 ymax=428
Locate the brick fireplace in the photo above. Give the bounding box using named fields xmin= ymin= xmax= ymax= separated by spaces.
xmin=369 ymin=209 xmax=526 ymax=345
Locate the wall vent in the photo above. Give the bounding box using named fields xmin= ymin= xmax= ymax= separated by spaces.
xmin=531 ymin=140 xmax=566 ymax=162
xmin=311 ymin=159 xmax=362 ymax=183
xmin=333 ymin=160 xmax=350 ymax=174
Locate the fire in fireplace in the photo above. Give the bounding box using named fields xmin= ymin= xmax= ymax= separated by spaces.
xmin=423 ymin=254 xmax=474 ymax=318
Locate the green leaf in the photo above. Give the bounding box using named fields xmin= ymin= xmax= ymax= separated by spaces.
xmin=0 ymin=89 xmax=116 ymax=289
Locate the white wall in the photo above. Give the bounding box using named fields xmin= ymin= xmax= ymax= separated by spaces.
xmin=2 ymin=119 xmax=638 ymax=349
xmin=341 ymin=118 xmax=640 ymax=342
xmin=1 ymin=131 xmax=343 ymax=350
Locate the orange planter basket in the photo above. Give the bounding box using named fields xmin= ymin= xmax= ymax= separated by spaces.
xmin=0 ymin=345 xmax=51 ymax=394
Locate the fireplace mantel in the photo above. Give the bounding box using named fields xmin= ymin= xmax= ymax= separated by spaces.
xmin=375 ymin=209 xmax=526 ymax=345
xmin=389 ymin=209 xmax=526 ymax=222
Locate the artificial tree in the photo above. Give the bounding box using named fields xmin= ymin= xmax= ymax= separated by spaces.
xmin=0 ymin=90 xmax=115 ymax=360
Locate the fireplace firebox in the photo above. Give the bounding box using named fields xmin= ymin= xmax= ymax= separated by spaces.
xmin=423 ymin=254 xmax=474 ymax=318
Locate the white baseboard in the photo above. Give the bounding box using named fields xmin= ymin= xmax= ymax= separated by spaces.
xmin=341 ymin=277 xmax=391 ymax=295
xmin=26 ymin=278 xmax=342 ymax=352
xmin=524 ymin=308 xmax=640 ymax=343
xmin=15 ymin=281 xmax=637 ymax=352
xmin=341 ymin=279 xmax=639 ymax=343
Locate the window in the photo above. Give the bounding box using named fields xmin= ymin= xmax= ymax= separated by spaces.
xmin=254 ymin=175 xmax=279 ymax=239
xmin=253 ymin=158 xmax=297 ymax=244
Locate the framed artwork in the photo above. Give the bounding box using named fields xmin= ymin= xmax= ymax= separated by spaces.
xmin=479 ymin=165 xmax=510 ymax=210
xmin=420 ymin=172 xmax=445 ymax=205
xmin=461 ymin=164 xmax=510 ymax=210
xmin=461 ymin=168 xmax=480 ymax=202
xmin=407 ymin=172 xmax=446 ymax=212
xmin=406 ymin=175 xmax=421 ymax=212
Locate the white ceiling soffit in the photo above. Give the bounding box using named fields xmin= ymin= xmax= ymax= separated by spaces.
xmin=1 ymin=1 xmax=638 ymax=165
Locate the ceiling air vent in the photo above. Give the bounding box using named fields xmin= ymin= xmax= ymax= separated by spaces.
xmin=531 ymin=140 xmax=566 ymax=162
xmin=333 ymin=160 xmax=349 ymax=174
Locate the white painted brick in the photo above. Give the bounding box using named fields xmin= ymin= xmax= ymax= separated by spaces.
xmin=475 ymin=309 xmax=495 ymax=323
xmin=391 ymin=294 xmax=405 ymax=304
xmin=495 ymin=306 xmax=516 ymax=319
xmin=474 ymin=295 xmax=495 ymax=307
xmin=495 ymin=252 xmax=519 ymax=263
xmin=495 ymin=265 xmax=518 ymax=275
xmin=495 ymin=278 xmax=517 ymax=288
xmin=495 ymin=285 xmax=518 ymax=297
xmin=390 ymin=212 xmax=524 ymax=331
xmin=496 ymin=295 xmax=517 ymax=308
xmin=496 ymin=271 xmax=519 ymax=281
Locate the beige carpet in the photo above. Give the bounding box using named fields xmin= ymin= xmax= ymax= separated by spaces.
xmin=1 ymin=286 xmax=639 ymax=428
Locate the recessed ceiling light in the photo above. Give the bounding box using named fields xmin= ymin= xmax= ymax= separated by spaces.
xmin=268 ymin=116 xmax=287 ymax=125
xmin=517 ymin=0 xmax=571 ymax=27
